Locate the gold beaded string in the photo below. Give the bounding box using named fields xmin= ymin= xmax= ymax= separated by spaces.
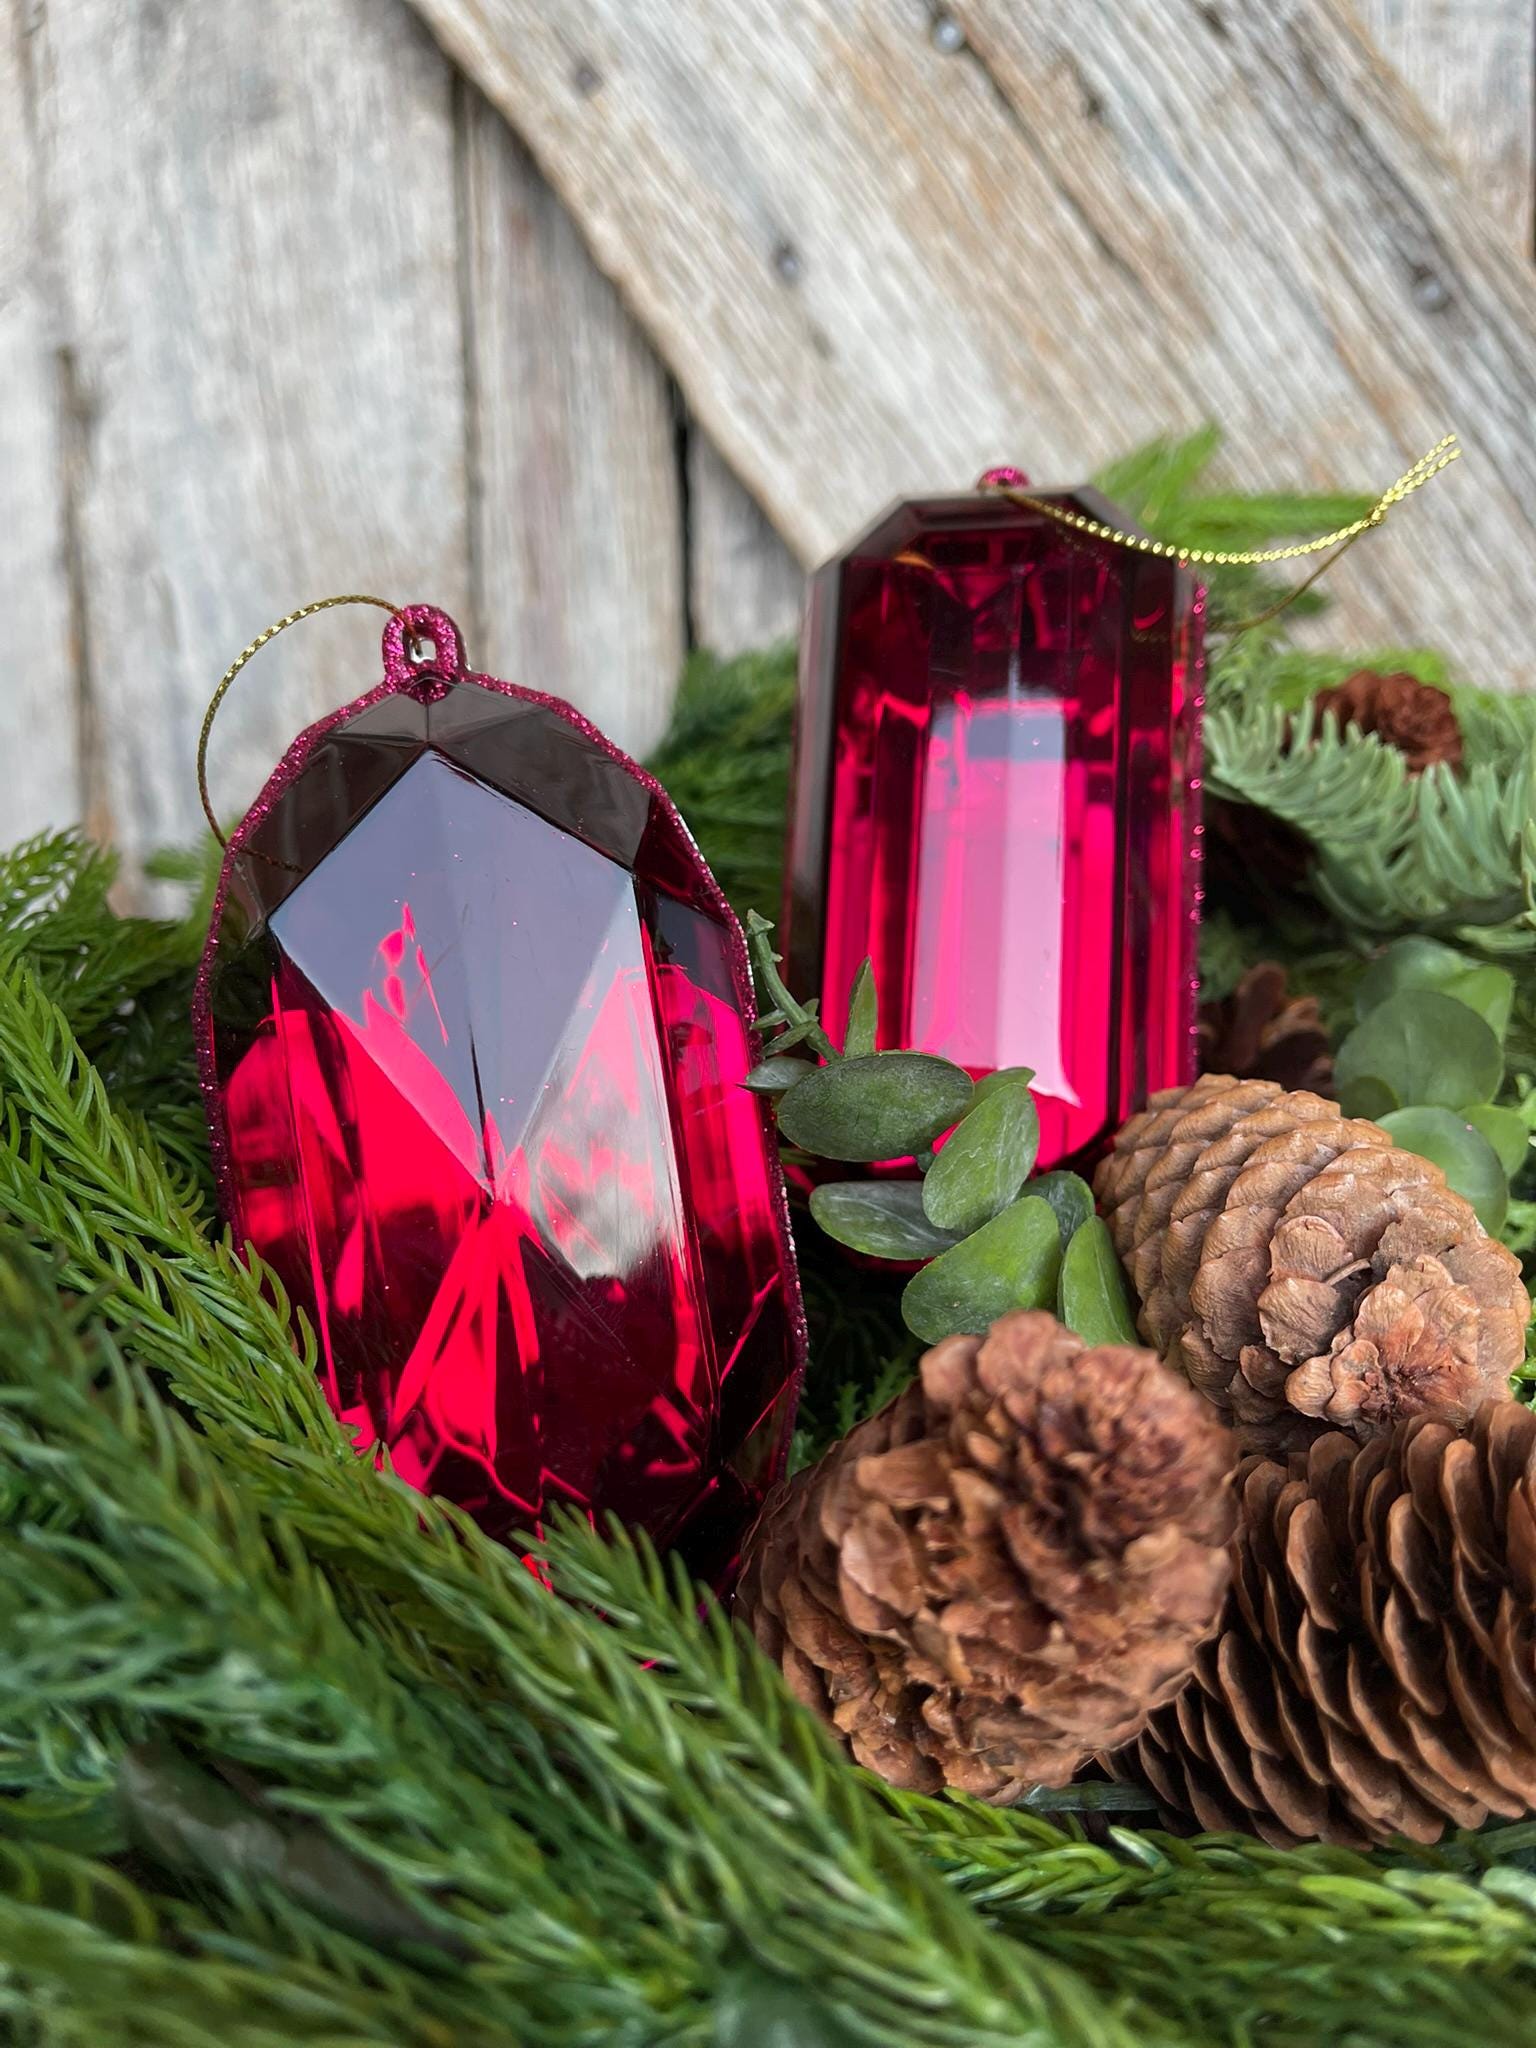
xmin=986 ymin=434 xmax=1459 ymax=566
xmin=986 ymin=434 xmax=1460 ymax=632
xmin=196 ymin=594 xmax=406 ymax=846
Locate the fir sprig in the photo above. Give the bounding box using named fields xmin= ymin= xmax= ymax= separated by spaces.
xmin=0 ymin=1242 xmax=1131 ymax=2048
xmin=645 ymin=644 xmax=797 ymax=918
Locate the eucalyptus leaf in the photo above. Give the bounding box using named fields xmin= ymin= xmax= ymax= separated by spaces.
xmin=1377 ymin=1107 xmax=1509 ymax=1235
xmin=1357 ymin=936 xmax=1515 ymax=1043
xmin=843 ymin=958 xmax=879 ymax=1058
xmin=1339 ymin=1074 xmax=1399 ymax=1122
xmin=1356 ymin=936 xmax=1471 ymax=1017
xmin=1029 ymin=1171 xmax=1096 ymax=1249
xmin=900 ymin=1195 xmax=1061 ymax=1344
xmin=743 ymin=1054 xmax=818 ymax=1094
xmin=761 ymin=1014 xmax=821 ymax=1054
xmin=1463 ymin=1103 xmax=1530 ymax=1180
xmin=1058 ymin=1216 xmax=1140 ymax=1346
xmin=973 ymin=1065 xmax=1036 ymax=1103
xmin=1335 ymin=990 xmax=1503 ymax=1118
xmin=921 ymin=1077 xmax=1039 ymax=1237
xmin=809 ymin=1180 xmax=960 ymax=1262
xmin=1443 ymin=964 xmax=1515 ymax=1044
xmin=776 ymin=1054 xmax=974 ymax=1163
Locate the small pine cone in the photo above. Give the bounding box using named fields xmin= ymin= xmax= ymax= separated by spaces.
xmin=1313 ymin=669 xmax=1463 ymax=774
xmin=1120 ymin=1403 xmax=1536 ymax=1847
xmin=1096 ymin=1080 xmax=1527 ymax=1452
xmin=735 ymin=1312 xmax=1235 ymax=1801
xmin=1197 ymin=962 xmax=1333 ymax=1095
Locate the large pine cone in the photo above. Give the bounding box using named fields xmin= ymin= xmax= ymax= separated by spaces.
xmin=735 ymin=1312 xmax=1234 ymax=1801
xmin=1121 ymin=1403 xmax=1536 ymax=1846
xmin=1095 ymin=1077 xmax=1527 ymax=1452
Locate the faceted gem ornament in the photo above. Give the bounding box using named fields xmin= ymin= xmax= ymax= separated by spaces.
xmin=195 ymin=605 xmax=804 ymax=1585
xmin=786 ymin=481 xmax=1204 ymax=1170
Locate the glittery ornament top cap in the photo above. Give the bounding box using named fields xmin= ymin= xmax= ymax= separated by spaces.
xmin=381 ymin=603 xmax=466 ymax=697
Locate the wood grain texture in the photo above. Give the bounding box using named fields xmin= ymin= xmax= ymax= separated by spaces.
xmin=30 ymin=0 xmax=471 ymax=870
xmin=1359 ymin=0 xmax=1534 ymax=253
xmin=1 ymin=1 xmax=80 ymax=839
xmin=404 ymin=0 xmax=1536 ymax=685
xmin=461 ymin=85 xmax=683 ymax=757
xmin=687 ymin=434 xmax=802 ymax=656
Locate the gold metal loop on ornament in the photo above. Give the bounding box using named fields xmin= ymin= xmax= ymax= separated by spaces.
xmin=197 ymin=594 xmax=407 ymax=846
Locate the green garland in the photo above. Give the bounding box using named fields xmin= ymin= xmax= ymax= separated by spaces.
xmin=3 ymin=435 xmax=1536 ymax=2041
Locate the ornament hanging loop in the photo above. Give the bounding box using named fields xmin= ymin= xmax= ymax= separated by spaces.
xmin=197 ymin=593 xmax=405 ymax=846
xmin=381 ymin=604 xmax=468 ymax=697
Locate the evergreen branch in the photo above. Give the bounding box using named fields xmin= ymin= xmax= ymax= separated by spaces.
xmin=0 ymin=1062 xmax=1134 ymax=2046
xmin=644 ymin=644 xmax=798 ymax=919
xmin=0 ymin=951 xmax=342 ymax=1456
xmin=0 ymin=830 xmax=214 ymax=1203
xmin=0 ymin=1255 xmax=711 ymax=2043
xmin=884 ymin=1791 xmax=1536 ymax=2048
xmin=1313 ymin=747 xmax=1536 ymax=943
xmin=1205 ymin=699 xmax=1416 ymax=846
xmin=0 ymin=831 xmax=197 ymax=1041
xmin=1205 ymin=694 xmax=1536 ymax=947
xmin=0 ymin=1830 xmax=485 ymax=2047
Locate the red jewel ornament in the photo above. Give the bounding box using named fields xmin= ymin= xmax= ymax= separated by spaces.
xmin=786 ymin=477 xmax=1205 ymax=1171
xmin=194 ymin=604 xmax=804 ymax=1585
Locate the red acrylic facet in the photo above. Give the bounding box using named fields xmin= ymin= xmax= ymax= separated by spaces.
xmin=195 ymin=605 xmax=804 ymax=1585
xmin=786 ymin=491 xmax=1204 ymax=1170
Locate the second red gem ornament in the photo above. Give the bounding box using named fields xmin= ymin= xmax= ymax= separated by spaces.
xmin=785 ymin=474 xmax=1205 ymax=1170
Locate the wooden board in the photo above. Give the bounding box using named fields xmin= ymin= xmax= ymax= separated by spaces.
xmin=461 ymin=85 xmax=684 ymax=757
xmin=26 ymin=0 xmax=472 ymax=876
xmin=405 ymin=0 xmax=1536 ymax=685
xmin=1360 ymin=0 xmax=1534 ymax=252
xmin=687 ymin=435 xmax=803 ymax=657
xmin=1 ymin=4 xmax=80 ymax=841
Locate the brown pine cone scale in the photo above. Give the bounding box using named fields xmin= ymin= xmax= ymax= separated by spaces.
xmin=1120 ymin=1402 xmax=1536 ymax=1846
xmin=1313 ymin=669 xmax=1463 ymax=775
xmin=1197 ymin=962 xmax=1333 ymax=1094
xmin=736 ymin=1312 xmax=1235 ymax=1801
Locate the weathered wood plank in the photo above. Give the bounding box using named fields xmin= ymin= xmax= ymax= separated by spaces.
xmin=687 ymin=435 xmax=802 ymax=657
xmin=1358 ymin=0 xmax=1534 ymax=253
xmin=33 ymin=0 xmax=471 ymax=871
xmin=404 ymin=0 xmax=1536 ymax=685
xmin=460 ymin=84 xmax=683 ymax=757
xmin=0 ymin=0 xmax=79 ymax=840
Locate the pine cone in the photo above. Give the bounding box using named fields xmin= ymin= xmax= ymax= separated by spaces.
xmin=1095 ymin=1079 xmax=1527 ymax=1453
xmin=1313 ymin=669 xmax=1463 ymax=774
xmin=735 ymin=1313 xmax=1235 ymax=1800
xmin=1197 ymin=962 xmax=1333 ymax=1094
xmin=1121 ymin=1402 xmax=1536 ymax=1846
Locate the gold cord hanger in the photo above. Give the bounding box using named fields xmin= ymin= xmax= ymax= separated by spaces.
xmin=985 ymin=434 xmax=1460 ymax=629
xmin=196 ymin=594 xmax=405 ymax=847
